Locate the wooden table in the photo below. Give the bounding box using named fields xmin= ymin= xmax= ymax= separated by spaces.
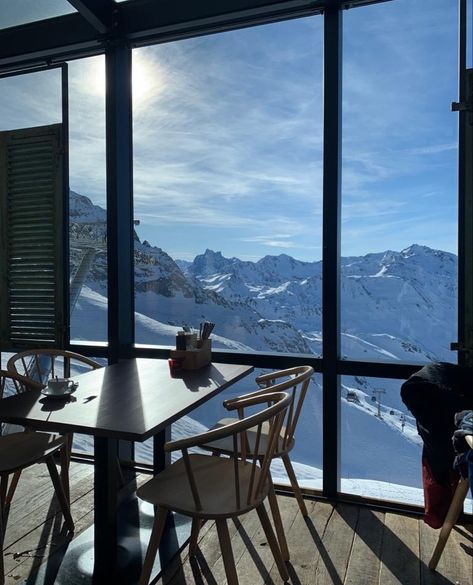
xmin=0 ymin=358 xmax=253 ymax=583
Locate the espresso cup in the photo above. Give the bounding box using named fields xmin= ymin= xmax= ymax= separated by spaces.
xmin=47 ymin=378 xmax=73 ymax=395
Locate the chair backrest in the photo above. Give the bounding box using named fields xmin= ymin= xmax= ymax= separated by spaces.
xmin=7 ymin=349 xmax=101 ymax=388
xmin=254 ymin=365 xmax=314 ymax=453
xmin=0 ymin=369 xmax=42 ymax=399
xmin=166 ymin=391 xmax=291 ymax=512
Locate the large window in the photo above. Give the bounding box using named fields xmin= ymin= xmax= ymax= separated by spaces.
xmin=131 ymin=19 xmax=325 ymax=486
xmin=340 ymin=0 xmax=460 ymax=503
xmin=0 ymin=60 xmax=107 ymax=346
xmin=132 ymin=19 xmax=324 ymax=356
xmin=341 ymin=0 xmax=459 ymax=365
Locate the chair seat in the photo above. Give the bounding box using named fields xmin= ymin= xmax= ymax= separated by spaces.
xmin=137 ymin=453 xmax=269 ymax=519
xmin=0 ymin=432 xmax=63 ymax=474
xmin=203 ymin=417 xmax=294 ymax=457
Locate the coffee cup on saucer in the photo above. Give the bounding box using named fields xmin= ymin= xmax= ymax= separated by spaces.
xmin=46 ymin=378 xmax=74 ymax=396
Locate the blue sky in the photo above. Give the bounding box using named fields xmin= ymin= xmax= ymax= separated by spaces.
xmin=0 ymin=0 xmax=461 ymax=262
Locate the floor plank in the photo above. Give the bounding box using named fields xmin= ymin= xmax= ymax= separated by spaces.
xmin=267 ymin=499 xmax=333 ymax=585
xmin=232 ymin=497 xmax=295 ymax=585
xmin=344 ymin=507 xmax=385 ymax=585
xmin=379 ymin=512 xmax=420 ymax=585
xmin=313 ymin=503 xmax=359 ymax=585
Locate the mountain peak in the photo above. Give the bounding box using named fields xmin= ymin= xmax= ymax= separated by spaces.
xmin=191 ymin=249 xmax=231 ymax=276
xmin=70 ymin=190 xmax=106 ymax=223
xmin=401 ymin=244 xmax=431 ymax=257
xmin=203 ymin=249 xmax=224 ymax=259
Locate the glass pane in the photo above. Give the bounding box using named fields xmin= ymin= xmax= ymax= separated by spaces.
xmin=340 ymin=373 xmax=473 ymax=513
xmin=0 ymin=69 xmax=61 ymax=130
xmin=0 ymin=1 xmax=76 ymax=29
xmin=132 ymin=17 xmax=323 ymax=355
xmin=68 ymin=56 xmax=108 ymax=344
xmin=340 ymin=375 xmax=423 ymax=505
xmin=341 ymin=0 xmax=458 ymax=364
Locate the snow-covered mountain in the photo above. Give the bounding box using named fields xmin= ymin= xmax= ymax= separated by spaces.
xmin=70 ymin=191 xmax=457 ymax=363
xmin=182 ymin=245 xmax=456 ymax=363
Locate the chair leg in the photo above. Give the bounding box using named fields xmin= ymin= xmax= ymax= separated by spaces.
xmin=256 ymin=503 xmax=289 ymax=582
xmin=0 ymin=476 xmax=7 ymax=513
xmin=0 ymin=488 xmax=4 ymax=585
xmin=5 ymin=470 xmax=21 ymax=507
xmin=282 ymin=453 xmax=308 ymax=517
xmin=428 ymin=477 xmax=470 ymax=570
xmin=189 ymin=518 xmax=202 ymax=557
xmin=215 ymin=518 xmax=239 ymax=585
xmin=57 ymin=433 xmax=73 ymax=506
xmin=59 ymin=447 xmax=70 ymax=506
xmin=139 ymin=507 xmax=168 ymax=585
xmin=267 ymin=480 xmax=290 ymax=562
xmin=45 ymin=457 xmax=74 ymax=534
xmin=116 ymin=456 xmax=125 ymax=488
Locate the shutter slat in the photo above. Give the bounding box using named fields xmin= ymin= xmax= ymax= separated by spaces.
xmin=8 ymin=186 xmax=56 ymax=197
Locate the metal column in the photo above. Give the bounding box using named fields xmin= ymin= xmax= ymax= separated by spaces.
xmin=455 ymin=0 xmax=473 ymax=366
xmin=104 ymin=41 xmax=135 ymax=523
xmin=61 ymin=63 xmax=71 ymax=348
xmin=106 ymin=42 xmax=135 ymax=364
xmin=322 ymin=5 xmax=342 ymax=498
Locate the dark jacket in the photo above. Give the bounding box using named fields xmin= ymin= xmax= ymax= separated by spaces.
xmin=401 ymin=362 xmax=473 ymax=484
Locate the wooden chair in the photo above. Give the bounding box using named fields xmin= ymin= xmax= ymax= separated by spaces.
xmin=0 ymin=368 xmax=43 ymax=396
xmin=7 ymin=349 xmax=101 ymax=387
xmin=6 ymin=350 xmax=102 ymax=503
xmin=0 ymin=371 xmax=74 ymax=585
xmin=204 ymin=365 xmax=314 ymax=517
xmin=0 ymin=370 xmax=52 ymax=507
xmin=196 ymin=365 xmax=313 ymax=560
xmin=428 ymin=434 xmax=472 ymax=570
xmin=136 ymin=391 xmax=292 ymax=585
xmin=0 ymin=433 xmax=75 ymax=585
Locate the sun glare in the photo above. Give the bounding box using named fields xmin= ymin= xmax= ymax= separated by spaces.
xmin=132 ymin=56 xmax=156 ymax=105
xmin=87 ymin=54 xmax=160 ymax=106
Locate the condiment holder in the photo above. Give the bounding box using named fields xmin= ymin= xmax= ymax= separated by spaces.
xmin=169 ymin=338 xmax=211 ymax=370
xmin=170 ymin=322 xmax=214 ymax=370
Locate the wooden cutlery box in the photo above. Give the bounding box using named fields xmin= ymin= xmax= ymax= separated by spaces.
xmin=170 ymin=339 xmax=212 ymax=370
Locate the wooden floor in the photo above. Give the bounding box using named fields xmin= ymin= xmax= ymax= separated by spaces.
xmin=2 ymin=461 xmax=472 ymax=585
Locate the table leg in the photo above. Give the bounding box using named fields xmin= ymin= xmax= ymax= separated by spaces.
xmin=152 ymin=426 xmax=175 ymax=570
xmin=153 ymin=426 xmax=171 ymax=475
xmin=93 ymin=436 xmax=119 ymax=584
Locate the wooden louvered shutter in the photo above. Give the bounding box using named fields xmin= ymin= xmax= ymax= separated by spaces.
xmin=0 ymin=124 xmax=66 ymax=349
